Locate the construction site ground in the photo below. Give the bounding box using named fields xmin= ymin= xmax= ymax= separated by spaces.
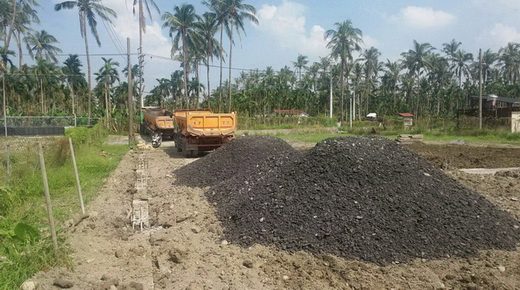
xmin=29 ymin=136 xmax=520 ymax=290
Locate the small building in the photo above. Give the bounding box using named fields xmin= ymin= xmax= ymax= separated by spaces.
xmin=398 ymin=113 xmax=414 ymax=129
xmin=468 ymin=95 xmax=520 ymax=118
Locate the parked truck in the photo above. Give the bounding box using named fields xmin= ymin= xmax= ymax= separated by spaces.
xmin=173 ymin=109 xmax=236 ymax=157
xmin=142 ymin=107 xmax=175 ymax=148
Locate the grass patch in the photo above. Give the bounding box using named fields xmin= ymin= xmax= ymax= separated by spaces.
xmin=0 ymin=124 xmax=127 ymax=289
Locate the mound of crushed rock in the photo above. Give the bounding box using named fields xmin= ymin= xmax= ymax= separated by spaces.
xmin=174 ymin=136 xmax=296 ymax=187
xmin=206 ymin=136 xmax=520 ymax=265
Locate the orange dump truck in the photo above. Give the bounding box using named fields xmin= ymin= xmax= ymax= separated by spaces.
xmin=142 ymin=107 xmax=175 ymax=148
xmin=173 ymin=109 xmax=236 ymax=157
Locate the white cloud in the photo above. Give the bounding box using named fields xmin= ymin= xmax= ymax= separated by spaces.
xmin=362 ymin=35 xmax=380 ymax=49
xmin=256 ymin=0 xmax=328 ymax=58
xmin=397 ymin=6 xmax=456 ymax=29
xmin=479 ymin=23 xmax=520 ymax=50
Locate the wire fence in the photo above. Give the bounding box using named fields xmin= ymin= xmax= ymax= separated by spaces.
xmin=0 ymin=116 xmax=100 ymax=127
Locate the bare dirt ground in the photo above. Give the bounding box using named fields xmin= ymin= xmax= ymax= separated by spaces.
xmin=29 ymin=138 xmax=520 ymax=290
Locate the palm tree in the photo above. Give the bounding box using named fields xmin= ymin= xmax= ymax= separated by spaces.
xmin=481 ymin=49 xmax=498 ymax=84
xmin=55 ymin=0 xmax=117 ymax=125
xmin=383 ymin=60 xmax=401 ymax=111
xmin=25 ymin=30 xmax=62 ymax=63
xmin=4 ymin=0 xmax=39 ymax=52
xmin=451 ymin=49 xmax=473 ymax=87
xmin=94 ymin=57 xmax=119 ymax=128
xmin=194 ymin=12 xmax=222 ymax=107
xmin=218 ymin=0 xmax=258 ymax=112
xmin=32 ymin=57 xmax=60 ymax=114
xmin=204 ymin=0 xmax=227 ymax=112
xmin=292 ymin=54 xmax=308 ymax=82
xmin=62 ymin=54 xmax=86 ymax=120
xmin=498 ymin=42 xmax=520 ymax=85
xmin=325 ymin=20 xmax=363 ymax=122
xmin=162 ymin=3 xmax=200 ymax=109
xmin=360 ymin=47 xmax=380 ymax=114
xmin=132 ymin=0 xmax=159 ymax=112
xmin=401 ymin=41 xmax=435 ymax=115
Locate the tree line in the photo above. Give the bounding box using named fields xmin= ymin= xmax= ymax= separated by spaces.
xmin=2 ymin=0 xmax=520 ymax=126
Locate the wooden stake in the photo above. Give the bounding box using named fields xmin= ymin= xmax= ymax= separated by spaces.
xmin=69 ymin=138 xmax=85 ymax=215
xmin=37 ymin=142 xmax=58 ymax=251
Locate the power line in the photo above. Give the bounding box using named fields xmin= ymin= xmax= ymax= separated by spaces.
xmin=145 ymin=53 xmax=269 ymax=73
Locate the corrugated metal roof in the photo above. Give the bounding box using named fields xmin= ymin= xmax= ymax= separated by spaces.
xmin=470 ymin=95 xmax=520 ymax=104
xmin=398 ymin=113 xmax=414 ymax=117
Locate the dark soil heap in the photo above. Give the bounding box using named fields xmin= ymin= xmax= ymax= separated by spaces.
xmin=207 ymin=136 xmax=520 ymax=265
xmin=174 ymin=136 xmax=296 ymax=187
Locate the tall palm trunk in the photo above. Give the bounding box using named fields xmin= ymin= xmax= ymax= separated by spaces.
xmin=81 ymin=13 xmax=93 ymax=126
xmin=195 ymin=62 xmax=200 ymax=107
xmin=206 ymin=49 xmax=211 ymax=109
xmin=138 ymin=0 xmax=144 ymax=113
xmin=182 ymin=33 xmax=189 ymax=109
xmin=104 ymin=83 xmax=109 ymax=128
xmin=218 ymin=25 xmax=223 ymax=112
xmin=16 ymin=31 xmax=23 ymax=69
xmin=5 ymin=0 xmax=17 ymax=50
xmin=40 ymin=79 xmax=44 ymax=113
xmin=228 ymin=20 xmax=234 ymax=113
xmin=340 ymin=58 xmax=345 ymax=122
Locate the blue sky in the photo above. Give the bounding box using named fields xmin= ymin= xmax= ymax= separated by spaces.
xmin=31 ymin=0 xmax=520 ymax=93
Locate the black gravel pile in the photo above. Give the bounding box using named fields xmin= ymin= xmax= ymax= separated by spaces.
xmin=207 ymin=136 xmax=520 ymax=265
xmin=174 ymin=136 xmax=296 ymax=187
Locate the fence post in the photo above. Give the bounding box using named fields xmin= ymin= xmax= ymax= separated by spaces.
xmin=5 ymin=144 xmax=10 ymax=184
xmin=68 ymin=138 xmax=85 ymax=215
xmin=37 ymin=142 xmax=58 ymax=251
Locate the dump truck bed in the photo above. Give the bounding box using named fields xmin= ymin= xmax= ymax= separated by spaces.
xmin=174 ymin=110 xmax=236 ymax=137
xmin=173 ymin=109 xmax=236 ymax=157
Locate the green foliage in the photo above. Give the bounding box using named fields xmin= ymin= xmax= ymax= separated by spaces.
xmin=65 ymin=123 xmax=110 ymax=146
xmin=0 ymin=135 xmax=127 ymax=288
xmin=0 ymin=187 xmax=20 ymax=217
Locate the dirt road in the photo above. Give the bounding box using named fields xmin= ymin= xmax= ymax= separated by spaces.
xmin=30 ymin=138 xmax=520 ymax=290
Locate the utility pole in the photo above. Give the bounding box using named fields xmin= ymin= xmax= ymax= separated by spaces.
xmin=479 ymin=48 xmax=483 ymax=130
xmin=128 ymin=38 xmax=134 ymax=147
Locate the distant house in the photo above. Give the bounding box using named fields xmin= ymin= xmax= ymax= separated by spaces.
xmin=467 ymin=95 xmax=520 ymax=117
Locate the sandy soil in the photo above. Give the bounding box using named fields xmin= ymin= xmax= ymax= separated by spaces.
xmin=29 ymin=138 xmax=520 ymax=290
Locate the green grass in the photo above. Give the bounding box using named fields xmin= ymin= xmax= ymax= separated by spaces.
xmin=0 ymin=125 xmax=127 ymax=289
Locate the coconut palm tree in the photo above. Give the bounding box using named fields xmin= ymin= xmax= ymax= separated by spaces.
xmin=325 ymin=20 xmax=363 ymax=122
xmin=194 ymin=12 xmax=222 ymax=107
xmin=94 ymin=57 xmax=119 ymax=128
xmin=62 ymin=54 xmax=86 ymax=119
xmin=32 ymin=57 xmax=60 ymax=114
xmin=450 ymin=49 xmax=473 ymax=87
xmin=292 ymin=54 xmax=308 ymax=82
xmin=218 ymin=0 xmax=258 ymax=112
xmin=4 ymin=0 xmax=39 ymax=52
xmin=360 ymin=47 xmax=380 ymax=114
xmin=55 ymin=0 xmax=117 ymax=125
xmin=498 ymin=42 xmax=520 ymax=85
xmin=162 ymin=3 xmax=200 ymax=109
xmin=132 ymin=0 xmax=159 ymax=111
xmin=25 ymin=30 xmax=62 ymax=63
